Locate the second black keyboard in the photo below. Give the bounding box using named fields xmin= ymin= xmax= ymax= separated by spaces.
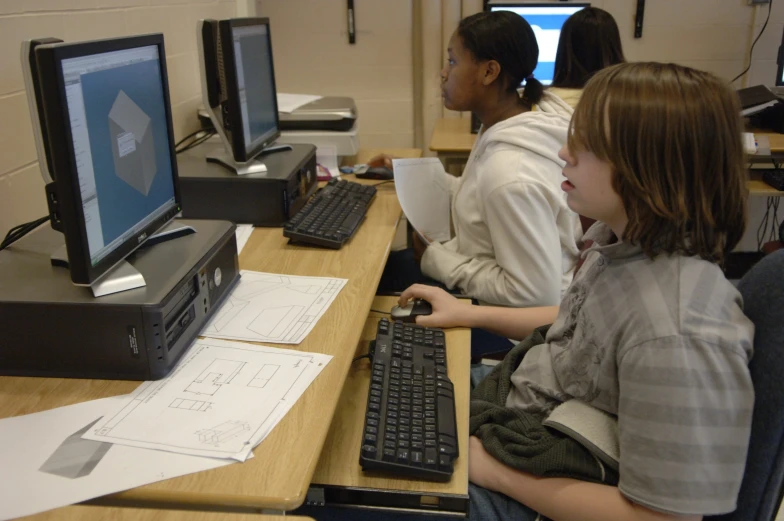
xmin=283 ymin=178 xmax=376 ymax=249
xmin=359 ymin=318 xmax=459 ymax=482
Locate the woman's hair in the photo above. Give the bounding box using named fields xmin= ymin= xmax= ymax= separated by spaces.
xmin=552 ymin=7 xmax=625 ymax=89
xmin=457 ymin=11 xmax=543 ymax=105
xmin=568 ymin=62 xmax=748 ymax=263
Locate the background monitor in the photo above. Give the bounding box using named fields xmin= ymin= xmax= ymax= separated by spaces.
xmin=34 ymin=34 xmax=181 ymax=287
xmin=200 ymin=17 xmax=280 ymax=164
xmin=776 ymin=25 xmax=784 ymax=87
xmin=487 ymin=2 xmax=589 ymax=85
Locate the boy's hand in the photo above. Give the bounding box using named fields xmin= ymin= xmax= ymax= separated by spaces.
xmin=398 ymin=284 xmax=469 ymax=328
xmin=468 ymin=436 xmax=505 ymax=492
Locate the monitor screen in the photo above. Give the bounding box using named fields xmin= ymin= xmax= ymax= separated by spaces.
xmin=60 ymin=45 xmax=178 ymax=267
xmin=230 ymin=23 xmax=278 ymax=156
xmin=488 ymin=3 xmax=589 ymax=85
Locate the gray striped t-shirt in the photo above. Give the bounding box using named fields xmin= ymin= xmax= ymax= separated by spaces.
xmin=506 ymin=223 xmax=755 ymax=516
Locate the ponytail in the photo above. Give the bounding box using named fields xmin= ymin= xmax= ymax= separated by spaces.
xmin=522 ymin=77 xmax=544 ymax=106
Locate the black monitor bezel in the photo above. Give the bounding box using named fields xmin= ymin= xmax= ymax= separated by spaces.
xmin=218 ymin=17 xmax=281 ymax=163
xmin=776 ymin=25 xmax=784 ymax=87
xmin=35 ymin=33 xmax=182 ymax=287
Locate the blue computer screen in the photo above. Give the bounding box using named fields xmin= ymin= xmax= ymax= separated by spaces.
xmin=62 ymin=46 xmax=176 ymax=265
xmin=489 ymin=4 xmax=587 ymax=85
xmin=232 ymin=24 xmax=278 ymax=154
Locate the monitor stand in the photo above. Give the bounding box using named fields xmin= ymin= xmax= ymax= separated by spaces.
xmin=206 ymin=143 xmax=293 ymax=175
xmin=50 ymin=224 xmax=196 ymax=298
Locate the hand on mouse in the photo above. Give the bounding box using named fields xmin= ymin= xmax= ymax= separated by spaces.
xmin=398 ymin=284 xmax=469 ymax=328
xmin=367 ymin=154 xmax=394 ymax=169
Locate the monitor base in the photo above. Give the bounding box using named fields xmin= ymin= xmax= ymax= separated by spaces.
xmin=50 ymin=224 xmax=196 ymax=298
xmin=206 ymin=144 xmax=293 ymax=176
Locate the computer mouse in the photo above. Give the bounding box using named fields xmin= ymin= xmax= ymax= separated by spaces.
xmin=390 ymin=299 xmax=433 ymax=323
xmin=356 ymin=166 xmax=394 ymax=181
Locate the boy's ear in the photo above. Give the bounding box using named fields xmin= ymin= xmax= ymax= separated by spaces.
xmin=482 ymin=59 xmax=502 ymax=86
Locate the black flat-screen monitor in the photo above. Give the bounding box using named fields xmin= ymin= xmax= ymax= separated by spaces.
xmin=776 ymin=25 xmax=784 ymax=87
xmin=487 ymin=2 xmax=589 ymax=85
xmin=200 ymin=17 xmax=280 ymax=164
xmin=34 ymin=34 xmax=181 ymax=286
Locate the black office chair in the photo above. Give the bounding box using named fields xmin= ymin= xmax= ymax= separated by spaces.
xmin=709 ymin=249 xmax=784 ymax=521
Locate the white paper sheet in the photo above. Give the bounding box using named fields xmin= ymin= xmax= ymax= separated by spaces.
xmin=392 ymin=158 xmax=452 ymax=243
xmin=201 ymin=270 xmax=348 ymax=344
xmin=82 ymin=338 xmax=331 ymax=461
xmin=235 ymin=224 xmax=254 ymax=254
xmin=0 ymin=396 xmax=235 ymax=521
xmin=277 ymin=93 xmax=322 ymax=113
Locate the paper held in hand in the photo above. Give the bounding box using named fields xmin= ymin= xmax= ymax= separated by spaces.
xmin=391 ymin=158 xmax=452 ymax=244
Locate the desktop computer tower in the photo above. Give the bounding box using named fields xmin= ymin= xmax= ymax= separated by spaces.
xmin=176 ymin=142 xmax=318 ymax=226
xmin=0 ymin=219 xmax=239 ymax=380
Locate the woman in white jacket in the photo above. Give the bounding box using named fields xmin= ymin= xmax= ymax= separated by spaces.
xmin=378 ymin=11 xmax=581 ymax=313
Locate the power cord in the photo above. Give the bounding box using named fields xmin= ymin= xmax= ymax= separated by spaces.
xmin=175 ymin=129 xmax=216 ymax=155
xmin=0 ymin=215 xmax=49 ymax=252
xmin=731 ymin=0 xmax=773 ymax=83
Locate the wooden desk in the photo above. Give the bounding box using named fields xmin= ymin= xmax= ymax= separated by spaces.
xmin=429 ymin=118 xmax=475 ymax=171
xmin=0 ymin=149 xmax=420 ymax=514
xmin=309 ymin=296 xmax=471 ymax=516
xmin=21 ymin=506 xmax=312 ymax=521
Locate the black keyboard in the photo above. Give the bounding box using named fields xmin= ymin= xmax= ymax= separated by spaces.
xmin=760 ymin=169 xmax=784 ymax=191
xmin=283 ymin=178 xmax=376 ymax=249
xmin=359 ymin=318 xmax=458 ymax=482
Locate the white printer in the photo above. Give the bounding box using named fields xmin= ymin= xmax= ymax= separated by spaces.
xmin=278 ymin=96 xmax=359 ymax=157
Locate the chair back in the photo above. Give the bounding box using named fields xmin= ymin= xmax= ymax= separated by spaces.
xmin=709 ymin=250 xmax=784 ymax=521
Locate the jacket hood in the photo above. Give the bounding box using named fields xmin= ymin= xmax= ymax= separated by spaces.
xmin=476 ymin=91 xmax=573 ymax=166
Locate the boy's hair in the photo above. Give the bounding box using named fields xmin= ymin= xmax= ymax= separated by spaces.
xmin=568 ymin=62 xmax=748 ymax=263
xmin=457 ymin=11 xmax=543 ymax=105
xmin=551 ymin=7 xmax=625 ymax=89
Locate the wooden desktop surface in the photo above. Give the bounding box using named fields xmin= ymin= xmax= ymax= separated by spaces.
xmin=310 ymin=296 xmax=470 ymax=510
xmin=0 ymin=149 xmax=420 ymax=513
xmin=429 ymin=117 xmax=475 ymax=154
xmin=21 ymin=506 xmax=313 ymax=521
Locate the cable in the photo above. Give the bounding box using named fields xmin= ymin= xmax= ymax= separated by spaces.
xmin=352 ymin=353 xmax=371 ymax=363
xmin=0 ymin=215 xmax=49 ymax=252
xmin=372 ymin=180 xmax=394 ymax=187
xmin=731 ymin=0 xmax=773 ymax=84
xmin=369 ymin=308 xmax=390 ymax=315
xmin=176 ymin=130 xmax=216 ymax=155
xmin=174 ymin=127 xmax=211 ymax=149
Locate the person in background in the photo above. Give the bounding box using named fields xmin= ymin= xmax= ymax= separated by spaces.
xmin=375 ymin=11 xmax=581 ymax=323
xmin=548 ymin=6 xmax=625 ymax=109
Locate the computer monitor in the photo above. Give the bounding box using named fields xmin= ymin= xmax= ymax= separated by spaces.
xmin=487 ymin=2 xmax=589 ymax=85
xmin=31 ymin=34 xmax=181 ymax=291
xmin=198 ymin=17 xmax=289 ymax=174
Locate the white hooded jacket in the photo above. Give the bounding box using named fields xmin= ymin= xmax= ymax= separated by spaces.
xmin=421 ymin=92 xmax=582 ymax=307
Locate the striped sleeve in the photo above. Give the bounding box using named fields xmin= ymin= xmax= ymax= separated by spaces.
xmin=616 ymin=335 xmax=754 ymax=515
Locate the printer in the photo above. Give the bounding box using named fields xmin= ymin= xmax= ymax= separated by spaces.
xmin=277 ymin=96 xmax=359 ymax=157
xmin=278 ymin=96 xmax=356 ymax=132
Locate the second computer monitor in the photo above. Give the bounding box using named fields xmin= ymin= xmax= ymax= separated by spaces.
xmin=487 ymin=2 xmax=589 ymax=85
xmin=218 ymin=18 xmax=280 ymax=163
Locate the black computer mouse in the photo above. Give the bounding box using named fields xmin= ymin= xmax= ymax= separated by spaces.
xmin=390 ymin=299 xmax=433 ymax=323
xmin=356 ymin=166 xmax=393 ymax=181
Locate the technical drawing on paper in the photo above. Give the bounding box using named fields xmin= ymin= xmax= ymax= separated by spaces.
xmin=170 ymin=398 xmax=212 ymax=412
xmin=185 ymin=359 xmax=245 ymax=396
xmin=202 ymin=271 xmax=348 ymax=344
xmin=248 ymin=364 xmax=280 ymax=388
xmin=196 ymin=421 xmax=250 ymax=446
